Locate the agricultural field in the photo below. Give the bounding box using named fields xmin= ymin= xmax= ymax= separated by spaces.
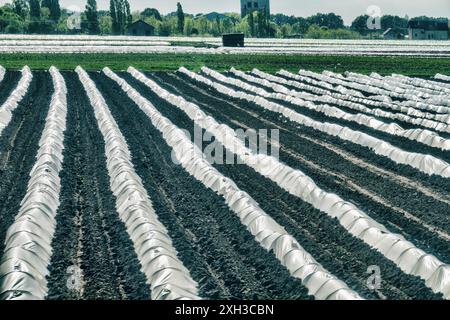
xmin=0 ymin=58 xmax=449 ymax=300
xmin=1 ymin=35 xmax=450 ymax=56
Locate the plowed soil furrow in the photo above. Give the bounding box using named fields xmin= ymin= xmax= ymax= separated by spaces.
xmin=46 ymin=72 xmax=151 ymax=300
xmin=90 ymin=71 xmax=312 ymax=300
xmin=140 ymin=72 xmax=450 ymax=264
xmin=117 ymin=72 xmax=443 ymax=300
xmin=0 ymin=72 xmax=52 ymax=255
xmin=0 ymin=71 xmax=21 ymax=107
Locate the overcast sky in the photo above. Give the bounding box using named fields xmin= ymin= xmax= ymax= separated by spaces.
xmin=2 ymin=0 xmax=449 ymax=24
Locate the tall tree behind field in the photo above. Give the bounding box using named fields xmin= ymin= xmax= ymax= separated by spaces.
xmin=110 ymin=0 xmax=131 ymax=34
xmin=13 ymin=0 xmax=29 ymax=19
xmin=248 ymin=12 xmax=255 ymax=36
xmin=85 ymin=0 xmax=100 ymax=34
xmin=29 ymin=0 xmax=40 ymax=19
xmin=110 ymin=0 xmax=119 ymax=34
xmin=41 ymin=0 xmax=61 ymax=21
xmin=176 ymin=2 xmax=184 ymax=34
xmin=141 ymin=8 xmax=162 ymax=21
xmin=307 ymin=13 xmax=344 ymax=29
xmin=124 ymin=0 xmax=132 ymax=27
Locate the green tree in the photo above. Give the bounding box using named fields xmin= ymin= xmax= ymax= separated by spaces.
xmin=215 ymin=16 xmax=221 ymax=35
xmin=85 ymin=0 xmax=99 ymax=34
xmin=141 ymin=8 xmax=161 ymax=21
xmin=176 ymin=2 xmax=184 ymax=34
xmin=41 ymin=0 xmax=60 ymax=21
xmin=29 ymin=0 xmax=40 ymax=19
xmin=293 ymin=17 xmax=310 ymax=34
xmin=248 ymin=12 xmax=254 ymax=36
xmin=99 ymin=14 xmax=112 ymax=34
xmin=307 ymin=13 xmax=344 ymax=29
xmin=12 ymin=0 xmax=28 ymax=19
xmin=0 ymin=5 xmax=26 ymax=33
xmin=351 ymin=15 xmax=370 ymax=35
xmin=158 ymin=19 xmax=172 ymax=36
xmin=381 ymin=15 xmax=408 ymax=30
xmin=109 ymin=0 xmax=130 ymax=34
xmin=124 ymin=0 xmax=131 ymax=27
xmin=109 ymin=0 xmax=118 ymax=34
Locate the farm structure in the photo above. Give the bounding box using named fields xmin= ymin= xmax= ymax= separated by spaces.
xmin=126 ymin=20 xmax=156 ymax=37
xmin=408 ymin=19 xmax=449 ymax=40
xmin=0 ymin=64 xmax=449 ymax=300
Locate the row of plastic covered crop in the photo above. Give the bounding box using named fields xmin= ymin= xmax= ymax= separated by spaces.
xmin=0 ymin=67 xmax=67 ymax=299
xmin=136 ymin=66 xmax=450 ymax=299
xmin=74 ymin=67 xmax=201 ymax=300
xmin=197 ymin=67 xmax=450 ymax=178
xmin=227 ymin=68 xmax=450 ymax=151
xmin=104 ymin=66 xmax=363 ymax=300
xmin=267 ymin=70 xmax=450 ymax=134
xmin=0 ymin=66 xmax=32 ymax=137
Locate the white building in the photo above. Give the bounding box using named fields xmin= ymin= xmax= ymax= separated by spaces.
xmin=241 ymin=0 xmax=270 ymax=18
xmin=408 ymin=19 xmax=449 ymax=40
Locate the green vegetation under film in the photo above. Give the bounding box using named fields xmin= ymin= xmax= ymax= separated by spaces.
xmin=0 ymin=53 xmax=449 ymax=76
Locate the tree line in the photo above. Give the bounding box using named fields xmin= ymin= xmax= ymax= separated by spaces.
xmin=0 ymin=0 xmax=448 ymax=38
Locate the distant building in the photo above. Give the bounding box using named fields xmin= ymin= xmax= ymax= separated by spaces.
xmin=241 ymin=0 xmax=270 ymax=18
xmin=382 ymin=28 xmax=407 ymax=40
xmin=407 ymin=19 xmax=448 ymax=40
xmin=196 ymin=12 xmax=237 ymax=22
xmin=126 ymin=20 xmax=155 ymax=37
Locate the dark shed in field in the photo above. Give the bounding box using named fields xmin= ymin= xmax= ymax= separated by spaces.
xmin=126 ymin=20 xmax=155 ymax=36
xmin=222 ymin=33 xmax=245 ymax=47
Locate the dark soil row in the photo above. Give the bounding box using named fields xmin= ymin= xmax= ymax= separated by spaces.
xmin=90 ymin=71 xmax=313 ymax=300
xmin=116 ymin=71 xmax=443 ymax=300
xmin=0 ymin=71 xmax=21 ymax=106
xmin=145 ymin=71 xmax=450 ymax=264
xmin=46 ymin=72 xmax=151 ymax=300
xmin=0 ymin=72 xmax=52 ymax=255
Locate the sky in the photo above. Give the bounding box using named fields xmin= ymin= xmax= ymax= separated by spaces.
xmin=2 ymin=0 xmax=449 ymax=24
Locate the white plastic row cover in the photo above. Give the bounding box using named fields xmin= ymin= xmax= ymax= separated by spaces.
xmin=105 ymin=67 xmax=363 ymax=300
xmin=435 ymin=74 xmax=450 ymax=82
xmin=306 ymin=69 xmax=448 ymax=107
xmin=176 ymin=67 xmax=450 ymax=298
xmin=202 ymin=67 xmax=450 ymax=178
xmin=0 ymin=67 xmax=67 ymax=300
xmin=330 ymin=70 xmax=449 ymax=101
xmin=227 ymin=68 xmax=450 ymax=151
xmin=344 ymin=72 xmax=450 ymax=98
xmin=387 ymin=73 xmax=450 ymax=92
xmin=74 ymin=66 xmax=200 ymax=300
xmin=0 ymin=66 xmax=33 ymax=137
xmin=0 ymin=66 xmax=5 ymax=83
xmin=247 ymin=69 xmax=450 ymax=148
xmin=322 ymin=70 xmax=450 ymax=108
xmin=275 ymin=70 xmax=450 ymax=134
xmin=283 ymin=69 xmax=450 ymax=117
xmin=376 ymin=73 xmax=450 ymax=106
xmin=342 ymin=72 xmax=450 ymax=116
